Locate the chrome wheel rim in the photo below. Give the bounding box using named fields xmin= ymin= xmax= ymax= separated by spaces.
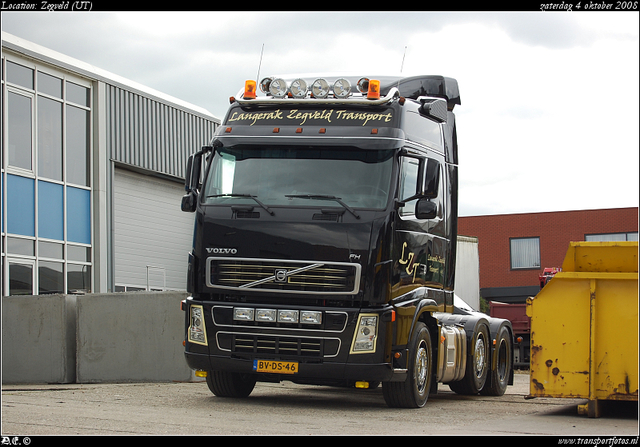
xmin=474 ymin=336 xmax=486 ymax=379
xmin=415 ymin=340 xmax=428 ymax=393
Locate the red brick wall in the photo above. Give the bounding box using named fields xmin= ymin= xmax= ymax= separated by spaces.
xmin=458 ymin=207 xmax=638 ymax=289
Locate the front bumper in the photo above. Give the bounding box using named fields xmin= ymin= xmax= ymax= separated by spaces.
xmin=182 ymin=299 xmax=400 ymax=384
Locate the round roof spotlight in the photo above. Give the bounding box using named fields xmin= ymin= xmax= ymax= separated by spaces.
xmin=269 ymin=78 xmax=288 ymax=98
xmin=333 ymin=78 xmax=352 ymax=98
xmin=311 ymin=78 xmax=330 ymax=99
xmin=289 ymin=78 xmax=308 ymax=98
xmin=356 ymin=78 xmax=370 ymax=94
xmin=259 ymin=77 xmax=273 ymax=94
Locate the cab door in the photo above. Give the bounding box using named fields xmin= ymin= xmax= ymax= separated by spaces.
xmin=392 ymin=151 xmax=447 ymax=306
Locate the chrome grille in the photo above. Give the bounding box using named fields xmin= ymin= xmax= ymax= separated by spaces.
xmin=206 ymin=257 xmax=361 ymax=295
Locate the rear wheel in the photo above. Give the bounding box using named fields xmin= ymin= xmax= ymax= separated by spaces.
xmin=206 ymin=371 xmax=256 ymax=398
xmin=449 ymin=323 xmax=490 ymax=395
xmin=481 ymin=325 xmax=512 ymax=396
xmin=383 ymin=322 xmax=433 ymax=408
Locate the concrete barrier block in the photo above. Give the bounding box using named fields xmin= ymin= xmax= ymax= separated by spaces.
xmin=76 ymin=291 xmax=190 ymax=383
xmin=2 ymin=294 xmax=76 ymax=384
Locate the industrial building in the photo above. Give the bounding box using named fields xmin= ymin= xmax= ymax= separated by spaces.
xmin=1 ymin=32 xmax=220 ymax=296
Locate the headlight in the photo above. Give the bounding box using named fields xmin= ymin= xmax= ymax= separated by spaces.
xmin=277 ymin=309 xmax=299 ymax=323
xmin=256 ymin=308 xmax=277 ymax=322
xmin=351 ymin=314 xmax=378 ymax=353
xmin=300 ymin=310 xmax=322 ymax=324
xmin=234 ymin=307 xmax=255 ymax=321
xmin=188 ymin=305 xmax=207 ymax=345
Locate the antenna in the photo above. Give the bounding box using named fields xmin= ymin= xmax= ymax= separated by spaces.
xmin=256 ymin=43 xmax=265 ymax=83
xmin=400 ymin=46 xmax=407 ymax=74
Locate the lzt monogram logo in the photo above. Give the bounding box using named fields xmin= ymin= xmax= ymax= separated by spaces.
xmin=274 ymin=269 xmax=288 ymax=283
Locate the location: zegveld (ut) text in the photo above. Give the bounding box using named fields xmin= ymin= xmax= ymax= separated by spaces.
xmin=0 ymin=1 xmax=92 ymax=10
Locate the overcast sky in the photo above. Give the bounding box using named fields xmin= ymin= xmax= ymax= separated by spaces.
xmin=2 ymin=11 xmax=638 ymax=217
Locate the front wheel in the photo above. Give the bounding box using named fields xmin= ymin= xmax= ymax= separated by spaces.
xmin=206 ymin=371 xmax=256 ymax=398
xmin=383 ymin=322 xmax=433 ymax=408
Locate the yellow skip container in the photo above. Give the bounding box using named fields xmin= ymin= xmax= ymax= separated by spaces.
xmin=526 ymin=241 xmax=638 ymax=417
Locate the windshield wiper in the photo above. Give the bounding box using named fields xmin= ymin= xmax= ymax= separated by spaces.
xmin=285 ymin=194 xmax=360 ymax=219
xmin=207 ymin=194 xmax=274 ymax=216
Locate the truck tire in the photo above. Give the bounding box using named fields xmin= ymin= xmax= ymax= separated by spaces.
xmin=449 ymin=323 xmax=489 ymax=395
xmin=481 ymin=325 xmax=512 ymax=396
xmin=206 ymin=371 xmax=256 ymax=398
xmin=383 ymin=322 xmax=432 ymax=408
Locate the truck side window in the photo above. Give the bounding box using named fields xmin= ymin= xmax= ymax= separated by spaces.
xmin=399 ymin=157 xmax=420 ymax=216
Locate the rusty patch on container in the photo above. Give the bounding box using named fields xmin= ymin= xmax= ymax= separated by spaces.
xmin=532 ymin=379 xmax=545 ymax=391
xmin=545 ymin=359 xmax=553 ymax=367
xmin=531 ymin=344 xmax=543 ymax=354
xmin=552 ymin=367 xmax=560 ymax=376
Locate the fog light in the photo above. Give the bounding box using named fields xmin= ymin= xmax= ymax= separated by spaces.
xmin=351 ymin=314 xmax=378 ymax=353
xmin=278 ymin=309 xmax=299 ymax=323
xmin=256 ymin=308 xmax=277 ymax=322
xmin=301 ymin=311 xmax=322 ymax=324
xmin=234 ymin=307 xmax=255 ymax=321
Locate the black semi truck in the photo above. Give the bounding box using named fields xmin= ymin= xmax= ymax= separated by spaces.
xmin=180 ymin=75 xmax=514 ymax=408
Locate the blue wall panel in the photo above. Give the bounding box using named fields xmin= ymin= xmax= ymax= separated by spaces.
xmin=38 ymin=180 xmax=64 ymax=241
xmin=7 ymin=174 xmax=35 ymax=237
xmin=67 ymin=186 xmax=91 ymax=244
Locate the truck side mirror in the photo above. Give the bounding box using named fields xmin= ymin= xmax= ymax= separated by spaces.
xmin=415 ymin=198 xmax=438 ymax=220
xmin=181 ymin=191 xmax=198 ymax=213
xmin=185 ymin=152 xmax=203 ymax=192
xmin=184 ymin=155 xmax=193 ymax=191
xmin=182 ymin=149 xmax=206 ymax=213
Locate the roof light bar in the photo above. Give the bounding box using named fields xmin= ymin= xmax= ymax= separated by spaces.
xmin=235 ymin=76 xmax=400 ymax=105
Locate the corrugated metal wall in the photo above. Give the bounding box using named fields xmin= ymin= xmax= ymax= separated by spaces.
xmin=105 ymin=84 xmax=218 ymax=179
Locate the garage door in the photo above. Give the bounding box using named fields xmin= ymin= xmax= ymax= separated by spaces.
xmin=113 ymin=168 xmax=194 ymax=291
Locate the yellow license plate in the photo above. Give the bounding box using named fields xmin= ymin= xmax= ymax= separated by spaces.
xmin=253 ymin=359 xmax=298 ymax=374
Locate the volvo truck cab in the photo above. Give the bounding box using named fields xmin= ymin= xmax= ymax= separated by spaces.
xmin=181 ymin=75 xmax=514 ymax=408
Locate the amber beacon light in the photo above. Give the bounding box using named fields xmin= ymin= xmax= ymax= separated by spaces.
xmin=244 ymin=80 xmax=257 ymax=99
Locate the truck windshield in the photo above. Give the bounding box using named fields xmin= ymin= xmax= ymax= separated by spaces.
xmin=202 ymin=146 xmax=394 ymax=210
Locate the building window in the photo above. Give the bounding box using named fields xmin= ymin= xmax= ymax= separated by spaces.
xmin=585 ymin=232 xmax=638 ymax=242
xmin=510 ymin=237 xmax=540 ymax=270
xmin=2 ymin=56 xmax=93 ymax=296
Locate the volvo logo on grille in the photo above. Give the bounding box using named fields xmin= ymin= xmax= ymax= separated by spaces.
xmin=274 ymin=269 xmax=288 ymax=283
